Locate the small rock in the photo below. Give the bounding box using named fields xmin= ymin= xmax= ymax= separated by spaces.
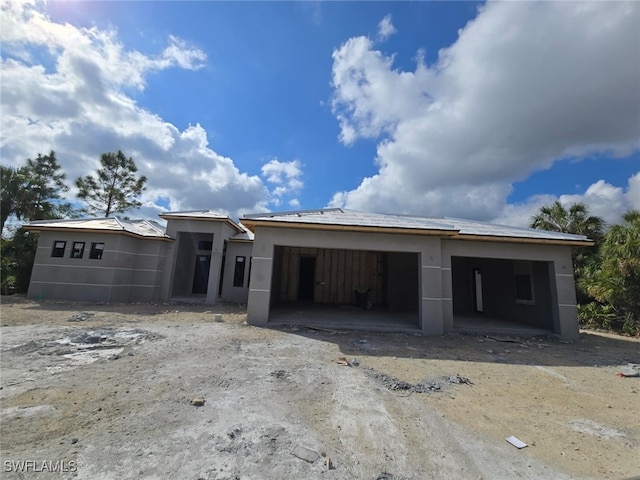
xmin=71 ymin=438 xmax=78 ymax=444
xmin=189 ymin=396 xmax=205 ymax=407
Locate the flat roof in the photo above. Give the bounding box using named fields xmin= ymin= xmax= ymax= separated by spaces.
xmin=241 ymin=208 xmax=593 ymax=246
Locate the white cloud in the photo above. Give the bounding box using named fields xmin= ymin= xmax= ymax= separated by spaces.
xmin=626 ymin=172 xmax=640 ymax=211
xmin=330 ymin=2 xmax=640 ymax=223
xmin=261 ymin=159 xmax=304 ymax=206
xmin=0 ymin=1 xmax=267 ymax=220
xmin=491 ymin=175 xmax=640 ymax=228
xmin=377 ymin=14 xmax=397 ymax=41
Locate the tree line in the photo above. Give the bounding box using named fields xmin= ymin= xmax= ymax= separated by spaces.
xmin=1 ymin=150 xmax=146 ymax=293
xmin=530 ymin=202 xmax=639 ymax=335
xmin=1 ymin=150 xmax=147 ymax=232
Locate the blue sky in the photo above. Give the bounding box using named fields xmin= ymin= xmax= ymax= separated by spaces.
xmin=1 ymin=0 xmax=639 ymax=228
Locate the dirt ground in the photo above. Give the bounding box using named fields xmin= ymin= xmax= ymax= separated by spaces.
xmin=1 ymin=296 xmax=638 ymax=480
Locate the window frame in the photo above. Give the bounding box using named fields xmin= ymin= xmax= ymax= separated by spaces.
xmin=89 ymin=242 xmax=105 ymax=260
xmin=233 ymin=256 xmax=246 ymax=287
xmin=51 ymin=241 xmax=66 ymax=258
xmin=70 ymin=241 xmax=85 ymax=259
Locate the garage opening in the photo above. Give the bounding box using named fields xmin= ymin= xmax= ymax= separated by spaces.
xmin=451 ymin=256 xmax=558 ymax=335
xmin=269 ymin=246 xmax=420 ymax=330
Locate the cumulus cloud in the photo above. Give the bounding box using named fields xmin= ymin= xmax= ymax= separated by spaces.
xmin=492 ymin=174 xmax=640 ymax=228
xmin=330 ymin=2 xmax=640 ymax=223
xmin=261 ymin=159 xmax=304 ymax=206
xmin=377 ymin=14 xmax=397 ymax=41
xmin=626 ymin=172 xmax=640 ymax=211
xmin=0 ymin=0 xmax=267 ymax=220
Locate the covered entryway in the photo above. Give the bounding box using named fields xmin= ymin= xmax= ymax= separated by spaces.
xmin=171 ymin=232 xmax=215 ymax=299
xmin=450 ymin=256 xmax=558 ymax=335
xmin=268 ymin=246 xmax=420 ymax=330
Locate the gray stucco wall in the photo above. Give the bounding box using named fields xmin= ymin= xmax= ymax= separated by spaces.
xmin=27 ymin=231 xmax=169 ymax=303
xmin=220 ymin=241 xmax=253 ymax=304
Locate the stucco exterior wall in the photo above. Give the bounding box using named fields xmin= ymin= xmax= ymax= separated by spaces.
xmin=219 ymin=241 xmax=253 ymax=304
xmin=27 ymin=231 xmax=169 ymax=303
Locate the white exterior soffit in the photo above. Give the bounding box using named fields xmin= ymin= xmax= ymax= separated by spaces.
xmin=23 ymin=218 xmax=172 ymax=241
xmin=241 ymin=209 xmax=594 ymax=246
xmin=158 ymin=210 xmax=245 ymax=233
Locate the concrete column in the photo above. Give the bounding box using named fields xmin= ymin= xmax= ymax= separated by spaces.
xmin=247 ymin=230 xmax=274 ymax=325
xmin=553 ymin=251 xmax=580 ymax=341
xmin=206 ymin=233 xmax=223 ymax=304
xmin=159 ymin=239 xmax=178 ymax=302
xmin=441 ymin=265 xmax=454 ymax=333
xmin=420 ymin=239 xmax=444 ymax=335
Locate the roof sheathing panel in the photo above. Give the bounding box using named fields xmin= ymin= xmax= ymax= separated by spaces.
xmin=242 ymin=209 xmax=458 ymax=236
xmin=242 ymin=209 xmax=593 ymax=246
xmin=23 ymin=218 xmax=172 ymax=241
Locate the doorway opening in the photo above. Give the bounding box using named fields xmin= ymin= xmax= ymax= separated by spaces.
xmin=298 ymin=256 xmax=316 ymax=301
xmin=192 ymin=255 xmax=211 ymax=294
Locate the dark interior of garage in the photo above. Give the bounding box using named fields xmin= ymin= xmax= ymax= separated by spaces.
xmin=451 ymin=256 xmax=558 ymax=333
xmin=269 ymin=246 xmax=420 ymax=329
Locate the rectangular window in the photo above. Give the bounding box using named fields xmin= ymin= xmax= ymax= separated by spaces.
xmin=233 ymin=256 xmax=246 ymax=287
xmin=89 ymin=242 xmax=105 ymax=259
xmin=51 ymin=241 xmax=66 ymax=257
xmin=247 ymin=257 xmax=253 ymax=287
xmin=70 ymin=241 xmax=85 ymax=259
xmin=514 ymin=261 xmax=535 ymax=305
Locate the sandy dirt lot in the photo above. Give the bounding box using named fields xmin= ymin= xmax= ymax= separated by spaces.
xmin=1 ymin=296 xmax=638 ymax=480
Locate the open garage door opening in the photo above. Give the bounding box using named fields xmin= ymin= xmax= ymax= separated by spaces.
xmin=269 ymin=246 xmax=420 ymax=331
xmin=451 ymin=256 xmax=559 ymax=336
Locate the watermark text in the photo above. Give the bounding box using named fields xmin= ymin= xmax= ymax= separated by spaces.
xmin=4 ymin=460 xmax=77 ymax=473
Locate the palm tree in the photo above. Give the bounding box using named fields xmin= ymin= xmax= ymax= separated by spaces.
xmin=580 ymin=210 xmax=640 ymax=334
xmin=530 ymin=201 xmax=605 ymax=302
xmin=530 ymin=201 xmax=604 ymax=242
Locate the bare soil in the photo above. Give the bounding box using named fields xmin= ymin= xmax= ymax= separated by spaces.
xmin=1 ymin=296 xmax=638 ymax=480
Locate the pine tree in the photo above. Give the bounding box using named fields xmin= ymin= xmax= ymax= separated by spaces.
xmin=75 ymin=150 xmax=147 ymax=217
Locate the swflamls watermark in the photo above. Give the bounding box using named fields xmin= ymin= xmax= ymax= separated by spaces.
xmin=3 ymin=460 xmax=77 ymax=473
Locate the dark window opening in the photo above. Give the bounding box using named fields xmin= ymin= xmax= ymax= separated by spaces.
xmin=197 ymin=240 xmax=213 ymax=251
xmin=233 ymin=256 xmax=246 ymax=287
xmin=90 ymin=242 xmax=105 ymax=259
xmin=70 ymin=242 xmax=85 ymax=259
xmin=247 ymin=257 xmax=253 ymax=287
xmin=51 ymin=241 xmax=66 ymax=257
xmin=515 ymin=274 xmax=534 ymax=304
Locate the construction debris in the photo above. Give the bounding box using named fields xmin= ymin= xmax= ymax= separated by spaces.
xmin=189 ymin=396 xmax=205 ymax=407
xmin=306 ymin=325 xmax=346 ymax=335
xmin=506 ymin=436 xmax=527 ymax=449
xmin=616 ymin=363 xmax=640 ymax=377
xmin=290 ymin=444 xmax=319 ymax=463
xmin=68 ymin=312 xmax=94 ymax=322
